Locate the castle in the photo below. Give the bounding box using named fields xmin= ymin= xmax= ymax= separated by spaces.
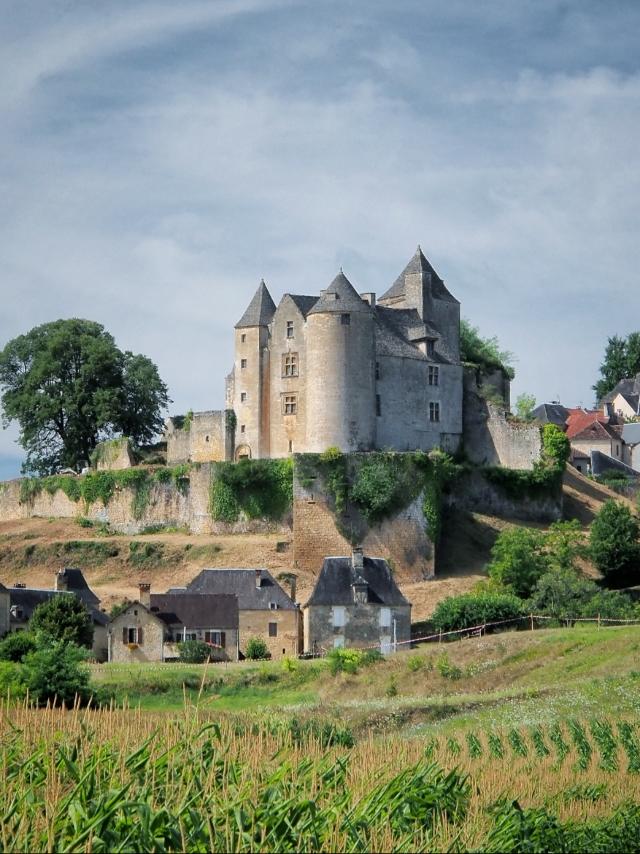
xmin=167 ymin=247 xmax=464 ymax=462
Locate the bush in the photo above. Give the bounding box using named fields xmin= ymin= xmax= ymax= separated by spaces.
xmin=432 ymin=592 xmax=524 ymax=633
xmin=177 ymin=640 xmax=212 ymax=663
xmin=29 ymin=594 xmax=94 ymax=648
xmin=527 ymin=569 xmax=638 ymax=621
xmin=22 ymin=640 xmax=93 ymax=706
xmin=0 ymin=632 xmax=37 ymax=662
xmin=487 ymin=527 xmax=548 ymax=598
xmin=0 ymin=661 xmax=27 ymax=698
xmin=327 ymin=647 xmax=382 ymax=675
xmin=245 ymin=637 xmax=271 ymax=660
xmin=590 ymin=500 xmax=640 ymax=582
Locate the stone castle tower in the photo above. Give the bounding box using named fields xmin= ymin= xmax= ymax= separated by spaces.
xmin=224 ymin=247 xmax=463 ymax=459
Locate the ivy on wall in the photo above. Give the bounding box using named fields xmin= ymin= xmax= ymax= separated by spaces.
xmin=18 ymin=465 xmax=191 ymax=520
xmin=209 ymin=458 xmax=293 ymax=522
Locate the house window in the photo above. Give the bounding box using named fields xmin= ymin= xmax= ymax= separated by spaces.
xmin=427 ymin=340 xmax=435 ymax=358
xmin=241 ymin=334 xmax=246 ymax=343
xmin=428 ymin=366 xmax=439 ymax=386
xmin=269 ymin=601 xmax=278 ymax=610
xmin=341 ymin=313 xmax=350 ymax=326
xmin=429 ymin=402 xmax=440 ymax=423
xmin=241 ymin=358 xmax=247 ymax=369
xmin=286 ymin=321 xmax=294 ymax=338
xmin=123 ymin=626 xmax=143 ymax=645
xmin=332 ymin=605 xmax=346 ymax=628
xmin=288 ymin=439 xmax=293 ymax=453
xmin=269 ymin=622 xmax=278 ymax=637
xmin=375 ymin=362 xmax=380 ymax=380
xmin=282 ymin=352 xmax=298 ymax=377
xmin=204 ymin=631 xmax=226 ymax=647
xmin=240 ymin=424 xmax=246 ymax=433
xmin=283 ymin=394 xmax=297 ymax=415
xmin=376 ymin=394 xmax=381 ymax=417
xmin=240 ymin=392 xmax=247 ymax=402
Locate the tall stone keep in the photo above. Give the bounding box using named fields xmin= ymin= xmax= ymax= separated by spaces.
xmin=305 ymin=273 xmax=376 ymax=452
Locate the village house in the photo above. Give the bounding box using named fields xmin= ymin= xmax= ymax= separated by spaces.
xmin=108 ymin=586 xmax=239 ymax=663
xmin=3 ymin=569 xmax=108 ymax=660
xmin=533 ymin=404 xmax=625 ymax=475
xmin=603 ymin=373 xmax=640 ymax=421
xmin=0 ymin=582 xmax=9 ymax=637
xmin=303 ymin=548 xmax=411 ymax=654
xmin=175 ymin=568 xmax=301 ymax=659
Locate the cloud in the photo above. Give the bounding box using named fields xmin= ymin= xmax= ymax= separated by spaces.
xmin=1 ymin=0 xmax=639 ymax=475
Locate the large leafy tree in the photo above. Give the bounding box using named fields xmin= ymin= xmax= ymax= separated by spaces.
xmin=29 ymin=594 xmax=94 ymax=649
xmin=594 ymin=333 xmax=640 ymax=401
xmin=589 ymin=500 xmax=640 ymax=583
xmin=0 ymin=319 xmax=169 ymax=474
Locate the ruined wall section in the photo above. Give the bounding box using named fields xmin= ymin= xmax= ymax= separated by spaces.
xmin=447 ymin=468 xmax=562 ymax=523
xmin=166 ymin=411 xmax=235 ymax=465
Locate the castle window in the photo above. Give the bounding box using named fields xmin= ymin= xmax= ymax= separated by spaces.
xmin=241 ymin=334 xmax=246 ymax=343
xmin=427 ymin=340 xmax=435 ymax=358
xmin=282 ymin=352 xmax=298 ymax=377
xmin=376 ymin=394 xmax=381 ymax=417
xmin=286 ymin=320 xmax=294 ymax=339
xmin=429 ymin=401 xmax=440 ymax=423
xmin=269 ymin=622 xmax=278 ymax=637
xmin=375 ymin=362 xmax=380 ymax=380
xmin=240 ymin=392 xmax=247 ymax=402
xmin=240 ymin=424 xmax=245 ymax=433
xmin=241 ymin=359 xmax=247 ymax=369
xmin=288 ymin=439 xmax=293 ymax=453
xmin=283 ymin=394 xmax=297 ymax=415
xmin=341 ymin=313 xmax=351 ymax=326
xmin=428 ymin=366 xmax=439 ymax=386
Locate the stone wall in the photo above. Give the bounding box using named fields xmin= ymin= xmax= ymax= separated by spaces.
xmin=166 ymin=411 xmax=235 ymax=465
xmin=292 ymin=464 xmax=435 ymax=580
xmin=303 ymin=602 xmax=410 ymax=654
xmin=95 ymin=438 xmax=135 ymax=470
xmin=109 ymin=605 xmax=165 ymax=662
xmin=448 ymin=469 xmax=562 ymax=523
xmin=463 ymin=369 xmax=541 ymax=469
xmin=239 ymin=608 xmax=301 ymax=659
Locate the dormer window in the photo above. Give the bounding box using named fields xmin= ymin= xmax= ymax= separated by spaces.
xmin=269 ymin=602 xmax=278 ymax=610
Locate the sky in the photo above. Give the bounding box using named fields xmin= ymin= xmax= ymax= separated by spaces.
xmin=1 ymin=0 xmax=639 ymax=479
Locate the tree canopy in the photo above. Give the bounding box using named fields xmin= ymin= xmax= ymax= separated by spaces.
xmin=0 ymin=319 xmax=170 ymax=474
xmin=593 ymin=332 xmax=640 ymax=402
xmin=460 ymin=319 xmax=515 ymax=380
xmin=29 ymin=593 xmax=94 ymax=649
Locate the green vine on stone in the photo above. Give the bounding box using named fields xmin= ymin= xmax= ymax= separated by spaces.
xmin=209 ymin=458 xmax=293 ymax=522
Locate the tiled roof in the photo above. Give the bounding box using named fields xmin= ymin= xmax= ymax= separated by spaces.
xmin=149 ymin=593 xmax=238 ymax=628
xmin=602 ymin=373 xmax=640 ymax=404
xmin=379 ymin=246 xmax=458 ymax=305
xmin=532 ymin=403 xmax=570 ymax=427
xmin=307 ymin=272 xmax=372 ymax=315
xmin=569 ymin=420 xmax=616 ymax=442
xmin=565 ymin=409 xmax=609 ymax=439
xmin=185 ymin=569 xmax=297 ymax=610
xmin=9 ymin=587 xmax=107 ymax=625
xmin=287 ymin=294 xmax=318 ymax=316
xmin=235 ymin=280 xmax=277 ymax=328
xmin=305 ymin=556 xmax=410 ymax=607
xmin=622 ymin=423 xmax=640 ymax=445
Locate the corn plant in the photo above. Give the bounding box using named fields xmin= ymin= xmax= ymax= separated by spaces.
xmin=619 ymin=722 xmax=640 ymax=774
xmin=567 ymin=719 xmax=592 ymax=771
xmin=590 ymin=718 xmax=619 ymax=772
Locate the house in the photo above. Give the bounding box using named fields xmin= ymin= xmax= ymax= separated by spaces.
xmin=534 ymin=404 xmax=625 ymax=474
xmin=166 ymin=246 xmax=465 ymax=463
xmin=303 ymin=548 xmax=411 ymax=654
xmin=107 ymin=585 xmax=239 ymax=663
xmin=179 ymin=568 xmax=301 ymax=659
xmin=622 ymin=423 xmax=640 ymax=472
xmin=0 ymin=582 xmax=9 ymax=637
xmin=5 ymin=569 xmax=108 ymax=660
xmin=602 ymin=373 xmax=640 ymax=420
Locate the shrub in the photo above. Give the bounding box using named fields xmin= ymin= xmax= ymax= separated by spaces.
xmin=327 ymin=647 xmax=382 ymax=675
xmin=30 ymin=594 xmax=94 ymax=649
xmin=210 ymin=458 xmax=293 ymax=522
xmin=244 ymin=637 xmax=271 ymax=660
xmin=432 ymin=592 xmax=524 ymax=633
xmin=177 ymin=640 xmax=212 ymax=663
xmin=590 ymin=500 xmax=640 ymax=582
xmin=0 ymin=632 xmax=37 ymax=662
xmin=436 ymin=653 xmax=462 ymax=680
xmin=487 ymin=527 xmax=548 ymax=597
xmin=0 ymin=661 xmax=26 ymax=698
xmin=22 ymin=640 xmax=93 ymax=707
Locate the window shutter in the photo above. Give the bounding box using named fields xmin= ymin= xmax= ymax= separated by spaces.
xmin=122 ymin=627 xmax=127 ymax=644
xmin=204 ymin=631 xmax=211 ymax=643
xmin=220 ymin=632 xmax=226 ymax=648
xmin=138 ymin=626 xmax=143 ymax=645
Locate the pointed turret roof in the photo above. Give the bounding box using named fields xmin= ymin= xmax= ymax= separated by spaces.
xmin=307 ymin=271 xmax=371 ymax=315
xmin=235 ymin=280 xmax=277 ymax=328
xmin=380 ymin=246 xmax=458 ymax=304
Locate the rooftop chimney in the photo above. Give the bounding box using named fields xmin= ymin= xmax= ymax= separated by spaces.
xmin=360 ymin=292 xmax=376 ymax=307
xmin=138 ymin=582 xmax=151 ymax=608
xmin=351 ymin=547 xmax=364 ymax=571
xmin=55 ymin=569 xmax=68 ymax=592
xmin=255 ymin=569 xmax=262 ymax=589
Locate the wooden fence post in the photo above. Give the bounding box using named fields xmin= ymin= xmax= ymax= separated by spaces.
xmin=530 ymin=614 xmax=534 ymax=632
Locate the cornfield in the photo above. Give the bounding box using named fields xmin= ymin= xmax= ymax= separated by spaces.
xmin=2 ymin=698 xmax=640 ymax=852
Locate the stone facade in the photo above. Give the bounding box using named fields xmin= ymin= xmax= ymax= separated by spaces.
xmin=166 ymin=411 xmax=235 ymax=465
xmin=303 ymin=550 xmax=411 ymax=653
xmin=108 ymin=603 xmax=166 ymax=663
xmin=0 ymin=583 xmax=10 ymax=637
xmin=447 ymin=468 xmax=562 ymax=523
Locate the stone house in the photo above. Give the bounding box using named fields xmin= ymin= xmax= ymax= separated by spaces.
xmin=108 ymin=586 xmax=239 ymax=663
xmin=4 ymin=569 xmax=109 ymax=660
xmin=167 ymin=246 xmax=464 ymax=463
xmin=603 ymin=373 xmax=640 ymax=420
xmin=622 ymin=423 xmax=640 ymax=472
xmin=0 ymin=582 xmax=9 ymax=637
xmin=303 ymin=548 xmax=411 ymax=654
xmin=178 ymin=569 xmax=301 ymax=659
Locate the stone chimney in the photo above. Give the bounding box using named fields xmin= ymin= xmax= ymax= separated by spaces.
xmin=138 ymin=582 xmax=151 ymax=608
xmin=351 ymin=547 xmax=364 ymax=571
xmin=55 ymin=569 xmax=68 ymax=592
xmin=360 ymin=292 xmax=376 ymax=308
xmin=255 ymin=569 xmax=262 ymax=589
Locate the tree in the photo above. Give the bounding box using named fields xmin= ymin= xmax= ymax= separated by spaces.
xmin=432 ymin=592 xmax=524 ymax=632
xmin=527 ymin=569 xmax=637 ymax=621
xmin=0 ymin=631 xmax=37 ymax=662
xmin=460 ymin=320 xmax=515 ymax=379
xmin=22 ymin=640 xmax=92 ymax=706
xmin=178 ymin=639 xmax=212 ymax=663
xmin=544 ymin=520 xmax=585 ymax=572
xmin=0 ymin=319 xmax=170 ymax=475
xmin=593 ymin=333 xmax=640 ymax=401
xmin=30 ymin=594 xmax=94 ymax=649
xmin=514 ymin=393 xmax=536 ymax=421
xmin=487 ymin=527 xmax=549 ymax=598
xmin=590 ymin=500 xmax=640 ymax=582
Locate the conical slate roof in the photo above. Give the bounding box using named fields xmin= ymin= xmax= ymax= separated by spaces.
xmin=307 ymin=271 xmax=371 ymax=315
xmin=380 ymin=246 xmax=458 ymax=304
xmin=235 ymin=280 xmax=277 ymax=328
